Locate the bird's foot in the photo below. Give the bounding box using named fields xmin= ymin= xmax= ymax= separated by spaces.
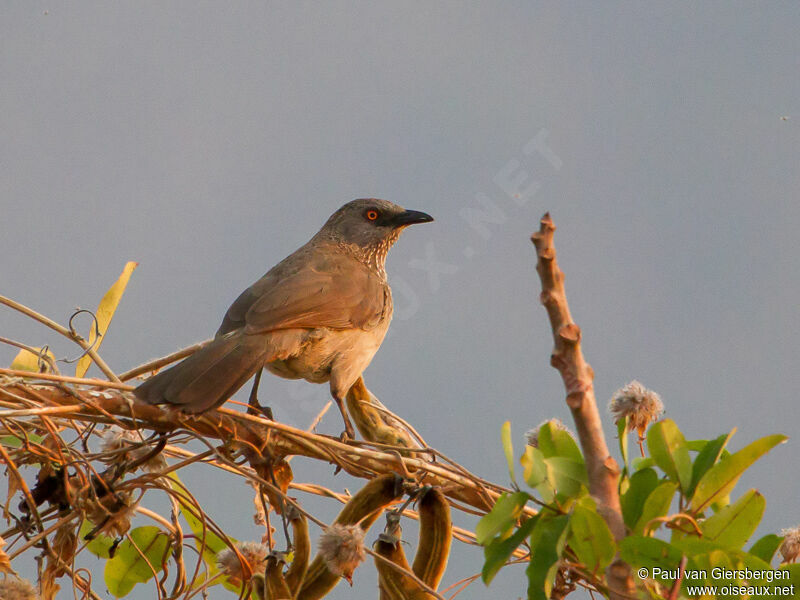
xmin=338 ymin=427 xmax=355 ymax=443
xmin=247 ymin=397 xmax=273 ymax=420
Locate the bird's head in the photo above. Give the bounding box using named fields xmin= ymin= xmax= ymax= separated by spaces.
xmin=318 ymin=199 xmax=433 ymax=267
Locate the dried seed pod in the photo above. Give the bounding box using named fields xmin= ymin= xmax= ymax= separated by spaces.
xmin=345 ymin=377 xmax=419 ymax=453
xmin=333 ymin=473 xmax=404 ymax=527
xmin=284 ymin=509 xmax=310 ymax=594
xmin=374 ymin=531 xmax=417 ymax=600
xmin=265 ymin=554 xmax=292 ymax=599
xmin=411 ymin=487 xmax=451 ymax=589
xmin=298 ymin=473 xmax=405 ymax=600
xmin=251 ymin=574 xmax=267 ymax=600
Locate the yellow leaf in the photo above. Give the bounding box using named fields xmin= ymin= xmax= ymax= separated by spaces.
xmin=10 ymin=347 xmax=56 ymax=373
xmin=0 ymin=535 xmax=16 ymax=576
xmin=75 ymin=261 xmax=138 ymax=378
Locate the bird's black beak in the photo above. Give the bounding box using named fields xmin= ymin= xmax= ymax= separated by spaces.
xmin=392 ymin=209 xmax=434 ymax=227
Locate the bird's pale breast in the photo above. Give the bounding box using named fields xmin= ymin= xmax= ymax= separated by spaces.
xmin=264 ymin=284 xmax=392 ymax=394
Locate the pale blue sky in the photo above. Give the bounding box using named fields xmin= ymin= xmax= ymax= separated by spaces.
xmin=2 ymin=2 xmax=799 ymax=598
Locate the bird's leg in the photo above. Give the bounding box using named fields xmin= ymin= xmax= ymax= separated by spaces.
xmin=247 ymin=368 xmax=273 ymax=419
xmin=332 ymin=394 xmax=356 ymax=441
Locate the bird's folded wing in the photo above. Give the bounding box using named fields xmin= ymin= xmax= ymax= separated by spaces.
xmin=231 ymin=256 xmax=387 ymax=335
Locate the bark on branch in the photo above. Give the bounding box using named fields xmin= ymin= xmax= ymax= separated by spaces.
xmin=0 ymin=376 xmax=514 ymax=519
xmin=531 ymin=213 xmax=634 ymax=598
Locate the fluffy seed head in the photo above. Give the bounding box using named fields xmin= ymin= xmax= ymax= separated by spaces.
xmin=608 ymin=380 xmax=663 ymax=436
xmin=0 ymin=578 xmax=39 ymax=600
xmin=318 ymin=523 xmax=366 ymax=584
xmin=99 ymin=426 xmax=138 ymax=454
xmin=525 ymin=418 xmax=574 ymax=448
xmin=216 ymin=541 xmax=269 ymax=581
xmin=99 ymin=426 xmax=167 ymax=472
xmin=780 ymin=526 xmax=800 ymax=563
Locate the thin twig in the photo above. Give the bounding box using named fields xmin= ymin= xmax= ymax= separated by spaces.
xmin=0 ymin=368 xmax=132 ymax=389
xmin=118 ymin=339 xmax=213 ymax=382
xmin=0 ymin=294 xmax=120 ymax=382
xmin=0 ymin=336 xmax=60 ymax=374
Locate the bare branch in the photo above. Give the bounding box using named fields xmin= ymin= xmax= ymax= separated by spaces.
xmin=530 ymin=213 xmax=633 ymax=598
xmin=0 ymin=294 xmax=120 ymax=382
xmin=118 ymin=340 xmax=213 ymax=382
xmin=0 ymin=377 xmax=521 ymax=520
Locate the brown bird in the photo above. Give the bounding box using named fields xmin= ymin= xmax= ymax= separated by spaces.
xmin=134 ymin=199 xmax=433 ymax=439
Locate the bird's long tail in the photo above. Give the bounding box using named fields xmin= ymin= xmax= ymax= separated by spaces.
xmin=133 ymin=332 xmax=268 ymax=413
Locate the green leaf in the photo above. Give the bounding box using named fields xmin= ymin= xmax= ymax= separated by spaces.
xmin=617 ymin=417 xmax=629 ymax=471
xmin=632 ymin=457 xmax=656 ymax=471
xmin=482 ymin=516 xmax=538 ymax=584
xmin=647 ymin=419 xmax=692 ymax=492
xmin=521 ymin=446 xmax=546 ymax=487
xmin=1 ymin=431 xmax=44 ymax=449
xmin=544 ymin=457 xmax=588 ymax=499
xmin=671 ymin=535 xmax=727 ymax=556
xmin=748 ymin=534 xmax=783 ymax=565
xmin=621 ymin=468 xmax=659 ymax=529
xmin=708 ymin=549 xmax=734 ymax=584
xmin=79 ymin=520 xmax=116 ymax=558
xmin=687 ymin=543 xmax=789 ymax=595
xmin=526 ymin=515 xmax=569 ymax=600
xmin=688 ymin=431 xmax=734 ymax=498
xmin=568 ymin=502 xmax=616 ymax=573
xmin=701 ymin=489 xmax=765 ymax=549
xmin=686 ymin=439 xmax=708 ymax=452
xmin=675 ymin=536 xmax=776 ymax=573
xmin=167 ymin=473 xmax=229 ymax=554
xmin=690 ymin=434 xmax=787 ymax=513
xmin=688 ymin=549 xmax=739 ymax=591
xmin=104 ymin=526 xmax=170 ymax=597
xmin=76 ymin=261 xmax=137 ymax=378
xmin=620 ymin=536 xmax=684 ymax=578
xmin=501 ymin=421 xmax=516 ymax=484
xmin=762 ymin=565 xmax=800 ymax=600
xmin=166 ymin=473 xmax=238 ymax=591
xmin=634 ymin=481 xmax=678 ymax=535
xmin=537 ymin=421 xmax=583 ymax=463
xmin=476 ymin=491 xmax=530 ymax=545
xmin=521 ymin=446 xmax=554 ymax=503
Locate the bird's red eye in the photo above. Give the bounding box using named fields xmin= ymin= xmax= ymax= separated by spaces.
xmin=366 ymin=209 xmax=379 ymax=221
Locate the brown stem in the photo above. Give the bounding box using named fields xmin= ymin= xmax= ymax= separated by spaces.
xmin=667 ymin=556 xmax=688 ymax=600
xmin=0 ymin=294 xmax=120 ymax=382
xmin=530 ymin=213 xmax=633 ymax=599
xmin=1 ymin=381 xmax=522 ymax=520
xmin=117 ymin=339 xmax=213 ymax=382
